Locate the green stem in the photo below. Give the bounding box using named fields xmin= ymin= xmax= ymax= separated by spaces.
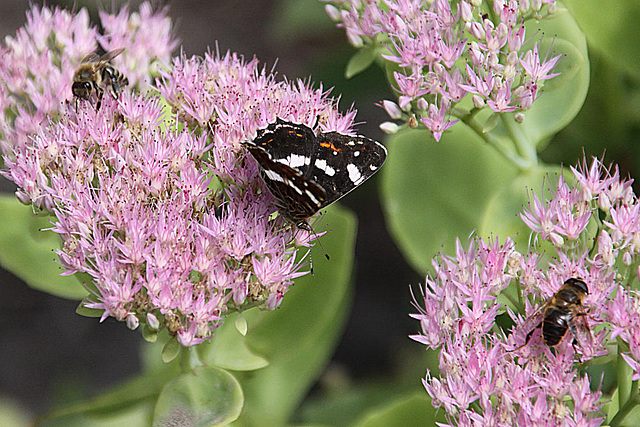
xmin=456 ymin=111 xmax=532 ymax=171
xmin=610 ymin=393 xmax=640 ymax=427
xmin=501 ymin=114 xmax=538 ymax=170
xmin=180 ymin=345 xmax=205 ymax=372
xmin=503 ymin=288 xmax=520 ymax=309
xmin=453 ymin=108 xmax=539 ymax=171
xmin=618 ymin=347 xmax=633 ymax=407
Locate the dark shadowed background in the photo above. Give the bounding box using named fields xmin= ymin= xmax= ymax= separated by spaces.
xmin=0 ymin=0 xmax=422 ymax=416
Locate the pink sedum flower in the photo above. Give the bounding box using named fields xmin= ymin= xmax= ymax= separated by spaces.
xmin=411 ymin=157 xmax=640 ymax=425
xmin=327 ymin=0 xmax=562 ymax=141
xmin=99 ymin=3 xmax=178 ymax=89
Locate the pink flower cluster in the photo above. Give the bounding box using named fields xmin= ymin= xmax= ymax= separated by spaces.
xmin=0 ymin=3 xmax=176 ymax=158
xmin=411 ymin=157 xmax=640 ymax=425
xmin=326 ymin=0 xmax=561 ymax=141
xmin=2 ymin=6 xmax=359 ymax=346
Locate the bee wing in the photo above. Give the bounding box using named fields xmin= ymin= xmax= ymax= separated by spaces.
xmin=80 ymin=52 xmax=101 ymax=63
xmin=99 ymin=48 xmax=125 ymax=63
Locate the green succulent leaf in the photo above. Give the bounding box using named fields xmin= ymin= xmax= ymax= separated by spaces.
xmin=352 ymin=392 xmax=444 ymax=427
xmin=0 ymin=195 xmax=86 ymax=299
xmin=346 ymin=46 xmax=378 ymax=79
xmin=562 ymin=0 xmax=640 ymax=77
xmin=152 ymin=366 xmax=243 ymax=427
xmin=234 ymin=203 xmax=357 ymax=425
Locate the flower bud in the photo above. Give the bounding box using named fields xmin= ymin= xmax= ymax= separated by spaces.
xmin=380 ymin=121 xmax=400 ymax=134
xmin=347 ymin=31 xmax=364 ymax=48
xmin=15 ymin=190 xmax=31 ymax=205
xmin=472 ymin=95 xmax=485 ymax=108
xmin=598 ymin=230 xmax=614 ymax=266
xmin=549 ymin=232 xmax=564 ymax=247
xmin=126 ymin=314 xmax=140 ymax=330
xmin=383 ymin=100 xmax=403 ymax=119
xmin=325 ymin=4 xmax=341 ymax=22
xmin=496 ymin=23 xmax=508 ymax=40
xmin=598 ymin=193 xmax=611 ymax=211
xmin=467 ymin=21 xmax=485 ymax=40
xmin=459 ymin=1 xmax=473 ymax=22
xmin=147 ymin=312 xmax=160 ymax=330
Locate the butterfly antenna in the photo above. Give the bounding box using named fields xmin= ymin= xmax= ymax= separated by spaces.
xmin=298 ymin=247 xmax=315 ymax=276
xmin=303 ymin=218 xmax=330 ymax=261
xmin=315 ymin=234 xmax=330 ymax=261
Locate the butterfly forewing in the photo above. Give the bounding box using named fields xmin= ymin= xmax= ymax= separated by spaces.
xmin=251 ymin=118 xmax=316 ymax=170
xmin=312 ymin=132 xmax=387 ymax=205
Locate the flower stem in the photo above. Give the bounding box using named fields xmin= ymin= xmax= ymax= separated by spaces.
xmin=501 ymin=114 xmax=538 ymax=171
xmin=618 ymin=350 xmax=633 ymax=407
xmin=610 ymin=393 xmax=640 ymax=427
xmin=456 ymin=109 xmax=535 ymax=171
xmin=180 ymin=346 xmax=205 ymax=372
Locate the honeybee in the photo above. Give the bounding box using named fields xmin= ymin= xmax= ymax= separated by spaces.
xmin=514 ymin=278 xmax=590 ymax=351
xmin=72 ymin=48 xmax=129 ymax=109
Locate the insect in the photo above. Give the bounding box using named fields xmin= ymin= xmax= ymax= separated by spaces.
xmin=243 ymin=118 xmax=387 ymax=230
xmin=72 ymin=48 xmax=129 ymax=109
xmin=515 ymin=278 xmax=590 ymax=351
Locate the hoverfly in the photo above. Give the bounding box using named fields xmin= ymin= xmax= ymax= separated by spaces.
xmin=72 ymin=48 xmax=129 ymax=109
xmin=513 ymin=278 xmax=591 ymax=352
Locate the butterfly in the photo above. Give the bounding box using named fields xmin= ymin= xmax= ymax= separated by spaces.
xmin=243 ymin=118 xmax=387 ymax=229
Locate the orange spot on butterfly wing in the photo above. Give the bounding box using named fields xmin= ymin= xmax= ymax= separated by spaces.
xmin=320 ymin=141 xmax=341 ymax=152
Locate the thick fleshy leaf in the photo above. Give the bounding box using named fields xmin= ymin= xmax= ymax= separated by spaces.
xmin=478 ymin=165 xmax=566 ymax=250
xmin=234 ymin=203 xmax=356 ymax=425
xmin=514 ymin=8 xmax=589 ymax=145
xmin=346 ymin=46 xmax=378 ymax=79
xmin=152 ymin=366 xmax=243 ymax=427
xmin=198 ymin=311 xmax=269 ymax=372
xmin=352 ymin=392 xmax=443 ymax=427
xmin=38 ymin=403 xmax=153 ymax=427
xmin=381 ymin=126 xmax=518 ymax=273
xmin=37 ymin=364 xmax=180 ymax=426
xmin=563 ymin=0 xmax=640 ymax=77
xmin=161 ymin=338 xmax=181 ymax=364
xmin=0 ymin=195 xmax=86 ymax=299
xmin=0 ymin=398 xmax=30 ymax=427
xmin=76 ymin=300 xmax=105 ymax=318
xmin=381 ymin=124 xmax=569 ymax=274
